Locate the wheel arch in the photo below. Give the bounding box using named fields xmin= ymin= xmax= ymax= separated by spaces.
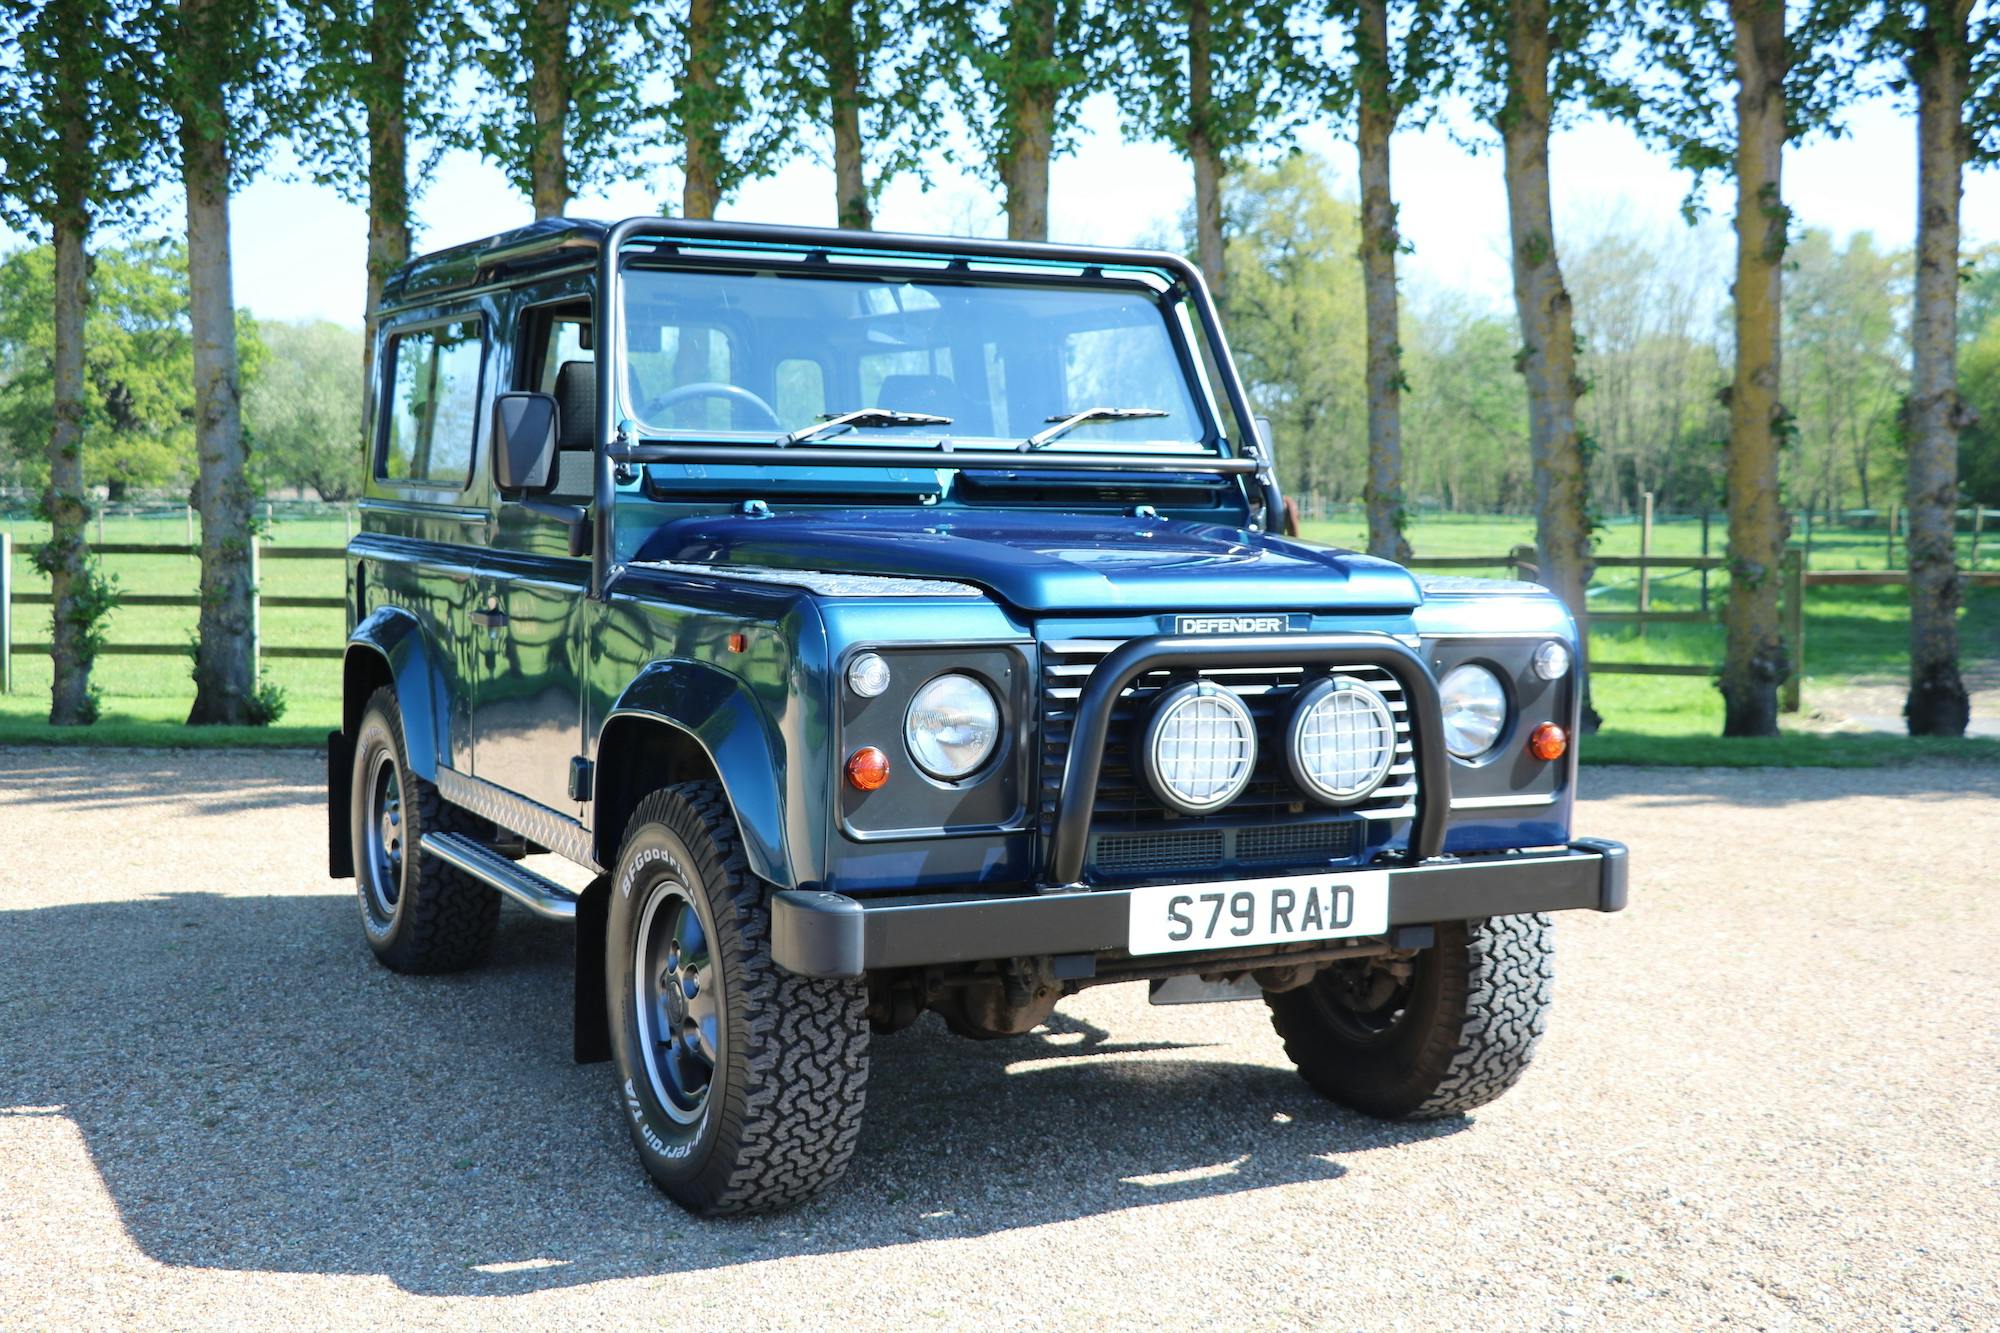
xmin=342 ymin=606 xmax=449 ymax=781
xmin=593 ymin=661 xmax=794 ymax=889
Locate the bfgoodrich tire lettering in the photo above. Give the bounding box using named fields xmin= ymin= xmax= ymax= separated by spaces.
xmin=1266 ymin=914 xmax=1554 ymax=1119
xmin=607 ymin=782 xmax=869 ymax=1215
xmin=349 ymin=686 xmax=499 ymax=973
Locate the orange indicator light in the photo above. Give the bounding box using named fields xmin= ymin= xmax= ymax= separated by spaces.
xmin=727 ymin=632 xmax=748 ymax=653
xmin=1528 ymin=722 xmax=1568 ymax=762
xmin=845 ymin=746 xmax=890 ymax=791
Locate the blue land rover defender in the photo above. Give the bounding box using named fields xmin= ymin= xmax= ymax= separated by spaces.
xmin=327 ymin=217 xmax=1627 ymax=1215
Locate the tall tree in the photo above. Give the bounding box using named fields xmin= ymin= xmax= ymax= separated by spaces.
xmin=294 ymin=1 xmax=462 ymax=404
xmin=1322 ymin=2 xmax=1446 ymax=561
xmin=1460 ymin=0 xmax=1630 ymax=728
xmin=163 ymin=0 xmax=287 ymax=725
xmin=0 ymin=0 xmax=156 ymax=726
xmin=1643 ymin=0 xmax=1866 ymax=735
xmin=655 ymin=0 xmax=792 ymax=219
xmin=945 ymin=1 xmax=1103 ymax=240
xmin=468 ymin=0 xmax=648 ymax=218
xmin=1875 ymin=0 xmax=1998 ymax=735
xmin=1110 ymin=0 xmax=1301 ymax=301
xmin=777 ymin=0 xmax=946 ymax=229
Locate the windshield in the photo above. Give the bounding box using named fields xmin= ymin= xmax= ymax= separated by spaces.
xmin=617 ymin=265 xmax=1216 ymax=454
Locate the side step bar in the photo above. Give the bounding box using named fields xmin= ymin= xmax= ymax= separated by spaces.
xmin=419 ymin=831 xmax=578 ymax=922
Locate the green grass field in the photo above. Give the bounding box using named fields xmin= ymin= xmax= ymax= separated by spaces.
xmin=2 ymin=508 xmax=1995 ymax=766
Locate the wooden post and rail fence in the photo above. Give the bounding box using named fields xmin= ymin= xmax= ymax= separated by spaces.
xmin=2 ymin=526 xmax=1998 ymax=711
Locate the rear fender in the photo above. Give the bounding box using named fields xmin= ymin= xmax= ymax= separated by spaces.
xmin=343 ymin=606 xmax=450 ymax=782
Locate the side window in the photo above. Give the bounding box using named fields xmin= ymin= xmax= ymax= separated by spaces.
xmin=535 ymin=317 xmax=592 ymax=394
xmin=379 ymin=319 xmax=484 ymax=487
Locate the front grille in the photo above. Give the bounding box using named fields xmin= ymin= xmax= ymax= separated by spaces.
xmin=1094 ymin=830 xmax=1226 ymax=875
xmin=1040 ymin=639 xmax=1417 ymax=878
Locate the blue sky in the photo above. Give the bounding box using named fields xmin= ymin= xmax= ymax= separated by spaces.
xmin=19 ymin=83 xmax=1999 ymax=329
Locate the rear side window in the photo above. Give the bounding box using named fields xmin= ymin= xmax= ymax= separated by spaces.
xmin=379 ymin=319 xmax=485 ymax=487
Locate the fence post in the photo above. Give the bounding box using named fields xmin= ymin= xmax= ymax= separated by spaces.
xmin=1782 ymin=547 xmax=1804 ymax=714
xmin=250 ymin=535 xmax=261 ymax=686
xmin=1886 ymin=503 xmax=1898 ymax=570
xmin=185 ymin=504 xmax=194 ymax=556
xmin=1700 ymin=510 xmax=1711 ymax=612
xmin=1510 ymin=543 xmax=1538 ymax=584
xmin=1638 ymin=491 xmax=1654 ymax=632
xmin=1 ymin=531 xmax=12 ymax=695
xmin=1973 ymin=506 xmax=1984 ymax=570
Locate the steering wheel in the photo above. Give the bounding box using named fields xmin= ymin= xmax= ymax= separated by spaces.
xmin=649 ymin=381 xmax=781 ymax=428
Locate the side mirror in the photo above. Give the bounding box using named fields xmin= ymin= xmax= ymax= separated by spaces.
xmin=1254 ymin=415 xmax=1275 ymax=460
xmin=493 ymin=392 xmax=557 ymax=493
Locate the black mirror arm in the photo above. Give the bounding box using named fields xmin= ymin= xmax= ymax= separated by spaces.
xmin=518 ymin=498 xmax=594 ymax=558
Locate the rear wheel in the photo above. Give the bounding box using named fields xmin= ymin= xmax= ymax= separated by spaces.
xmin=1266 ymin=914 xmax=1554 ymax=1118
xmin=349 ymin=687 xmax=499 ymax=973
xmin=607 ymin=782 xmax=870 ymax=1215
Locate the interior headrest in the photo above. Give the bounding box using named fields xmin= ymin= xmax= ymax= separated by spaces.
xmin=553 ymin=360 xmax=595 ymax=450
xmin=873 ymin=373 xmax=958 ymax=420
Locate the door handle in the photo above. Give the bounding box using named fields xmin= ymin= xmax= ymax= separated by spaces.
xmin=471 ymin=607 xmax=509 ymax=630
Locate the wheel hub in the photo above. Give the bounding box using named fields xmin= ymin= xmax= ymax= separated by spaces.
xmin=636 ymin=886 xmax=719 ymax=1124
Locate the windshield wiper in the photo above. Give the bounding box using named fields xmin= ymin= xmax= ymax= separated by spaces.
xmin=776 ymin=407 xmax=952 ymax=448
xmin=1023 ymin=406 xmax=1169 ymax=450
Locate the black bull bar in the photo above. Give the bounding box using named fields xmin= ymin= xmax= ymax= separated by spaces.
xmin=1045 ymin=631 xmax=1449 ymax=886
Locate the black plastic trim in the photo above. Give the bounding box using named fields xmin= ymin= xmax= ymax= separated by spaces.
xmin=1049 ymin=633 xmax=1450 ymax=885
xmin=770 ymin=839 xmax=1629 ymax=978
xmin=326 ymin=729 xmax=355 ymax=880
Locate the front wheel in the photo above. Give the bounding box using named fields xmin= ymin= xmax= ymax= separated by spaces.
xmin=1266 ymin=914 xmax=1554 ymax=1119
xmin=607 ymin=783 xmax=870 ymax=1215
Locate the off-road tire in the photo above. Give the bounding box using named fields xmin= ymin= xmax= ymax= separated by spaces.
xmin=607 ymin=782 xmax=870 ymax=1215
xmin=350 ymin=686 xmax=500 ymax=973
xmin=1267 ymin=914 xmax=1553 ymax=1119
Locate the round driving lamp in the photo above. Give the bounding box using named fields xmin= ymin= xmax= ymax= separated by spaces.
xmin=1286 ymin=676 xmax=1397 ymax=804
xmin=1141 ymin=681 xmax=1258 ymax=814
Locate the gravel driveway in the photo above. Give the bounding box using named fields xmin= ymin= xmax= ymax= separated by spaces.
xmin=2 ymin=748 xmax=1996 ymax=1329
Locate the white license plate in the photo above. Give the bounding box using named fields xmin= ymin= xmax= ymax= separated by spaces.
xmin=1126 ymin=870 xmax=1390 ymax=956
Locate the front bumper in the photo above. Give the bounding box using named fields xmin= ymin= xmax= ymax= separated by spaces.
xmin=771 ymin=838 xmax=1627 ymax=978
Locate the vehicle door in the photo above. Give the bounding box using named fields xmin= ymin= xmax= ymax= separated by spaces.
xmin=363 ymin=313 xmax=492 ymax=773
xmin=469 ymin=286 xmax=596 ymax=814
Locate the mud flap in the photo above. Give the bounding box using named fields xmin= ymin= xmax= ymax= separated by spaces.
xmin=327 ymin=730 xmax=354 ymax=879
xmin=573 ymin=874 xmax=611 ymax=1064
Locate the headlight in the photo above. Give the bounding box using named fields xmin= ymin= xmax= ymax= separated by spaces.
xmin=1438 ymin=664 xmax=1508 ymax=759
xmin=1287 ymin=676 xmax=1397 ymax=803
xmin=904 ymin=674 xmax=1001 ymax=779
xmin=1143 ymin=681 xmax=1257 ymax=814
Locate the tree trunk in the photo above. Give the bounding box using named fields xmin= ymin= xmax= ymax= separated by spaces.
xmin=1499 ymin=0 xmax=1597 ymax=726
xmin=44 ymin=144 xmax=93 ymax=726
xmin=1356 ymin=0 xmax=1409 ymax=564
xmin=527 ymin=0 xmax=569 ymax=219
xmin=180 ymin=0 xmax=257 ymax=726
xmin=826 ymin=0 xmax=871 ymax=229
xmin=1904 ymin=0 xmax=1973 ymax=736
xmin=362 ymin=0 xmax=412 ymax=447
xmin=1001 ymin=2 xmax=1054 ymax=241
xmin=1719 ymin=0 xmax=1790 ymax=737
xmin=1188 ymin=0 xmax=1224 ymax=300
xmin=682 ymin=0 xmax=721 ymax=219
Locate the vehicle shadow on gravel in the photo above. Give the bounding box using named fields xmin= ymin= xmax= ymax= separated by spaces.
xmin=0 ymin=888 xmax=1467 ymax=1297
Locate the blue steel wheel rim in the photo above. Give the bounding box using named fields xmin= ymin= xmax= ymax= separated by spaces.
xmin=635 ymin=883 xmax=719 ymax=1126
xmin=362 ymin=748 xmax=404 ymax=924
